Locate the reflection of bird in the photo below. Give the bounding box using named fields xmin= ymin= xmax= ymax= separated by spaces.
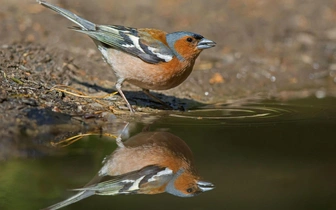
xmin=38 ymin=1 xmax=216 ymax=113
xmin=43 ymin=131 xmax=214 ymax=210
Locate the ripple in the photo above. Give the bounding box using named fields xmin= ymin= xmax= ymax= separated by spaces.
xmin=169 ymin=103 xmax=297 ymax=121
xmin=166 ymin=98 xmax=336 ymax=126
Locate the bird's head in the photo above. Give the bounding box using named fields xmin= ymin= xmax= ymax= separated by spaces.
xmin=166 ymin=32 xmax=216 ymax=61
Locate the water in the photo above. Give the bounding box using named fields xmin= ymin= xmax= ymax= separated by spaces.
xmin=1 ymin=97 xmax=335 ymax=210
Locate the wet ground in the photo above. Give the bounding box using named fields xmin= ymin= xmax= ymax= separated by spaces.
xmin=1 ymin=0 xmax=336 ymax=210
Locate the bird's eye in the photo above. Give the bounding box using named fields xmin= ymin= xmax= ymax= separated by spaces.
xmin=186 ymin=188 xmax=193 ymax=193
xmin=186 ymin=37 xmax=193 ymax=42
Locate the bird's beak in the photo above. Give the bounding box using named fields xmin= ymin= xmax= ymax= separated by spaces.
xmin=197 ymin=180 xmax=215 ymax=192
xmin=197 ymin=38 xmax=216 ymax=49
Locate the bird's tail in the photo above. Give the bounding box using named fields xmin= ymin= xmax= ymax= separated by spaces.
xmin=41 ymin=190 xmax=95 ymax=210
xmin=37 ymin=1 xmax=96 ymax=31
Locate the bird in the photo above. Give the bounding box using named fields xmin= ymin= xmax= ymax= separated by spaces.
xmin=42 ymin=131 xmax=215 ymax=210
xmin=37 ymin=1 xmax=216 ymax=113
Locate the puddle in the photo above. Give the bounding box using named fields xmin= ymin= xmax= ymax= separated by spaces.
xmin=0 ymin=97 xmax=336 ymax=210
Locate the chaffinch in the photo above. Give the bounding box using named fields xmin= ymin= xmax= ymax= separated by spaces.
xmin=43 ymin=131 xmax=214 ymax=210
xmin=38 ymin=1 xmax=216 ymax=113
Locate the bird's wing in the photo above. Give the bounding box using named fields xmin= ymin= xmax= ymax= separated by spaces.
xmin=72 ymin=25 xmax=174 ymax=64
xmin=38 ymin=1 xmax=173 ymax=64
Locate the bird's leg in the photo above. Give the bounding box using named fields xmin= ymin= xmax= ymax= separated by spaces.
xmin=142 ymin=89 xmax=172 ymax=110
xmin=115 ymin=122 xmax=129 ymax=148
xmin=116 ymin=80 xmax=135 ymax=113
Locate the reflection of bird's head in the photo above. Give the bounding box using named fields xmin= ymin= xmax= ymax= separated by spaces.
xmin=166 ymin=168 xmax=214 ymax=197
xmin=99 ymin=131 xmax=214 ymax=196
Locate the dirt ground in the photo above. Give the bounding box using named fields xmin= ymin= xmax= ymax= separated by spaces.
xmin=1 ymin=0 xmax=336 ymax=157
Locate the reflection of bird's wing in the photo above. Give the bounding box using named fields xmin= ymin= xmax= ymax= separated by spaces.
xmin=76 ymin=165 xmax=173 ymax=195
xmin=42 ymin=190 xmax=94 ymax=210
xmin=42 ymin=165 xmax=173 ymax=210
